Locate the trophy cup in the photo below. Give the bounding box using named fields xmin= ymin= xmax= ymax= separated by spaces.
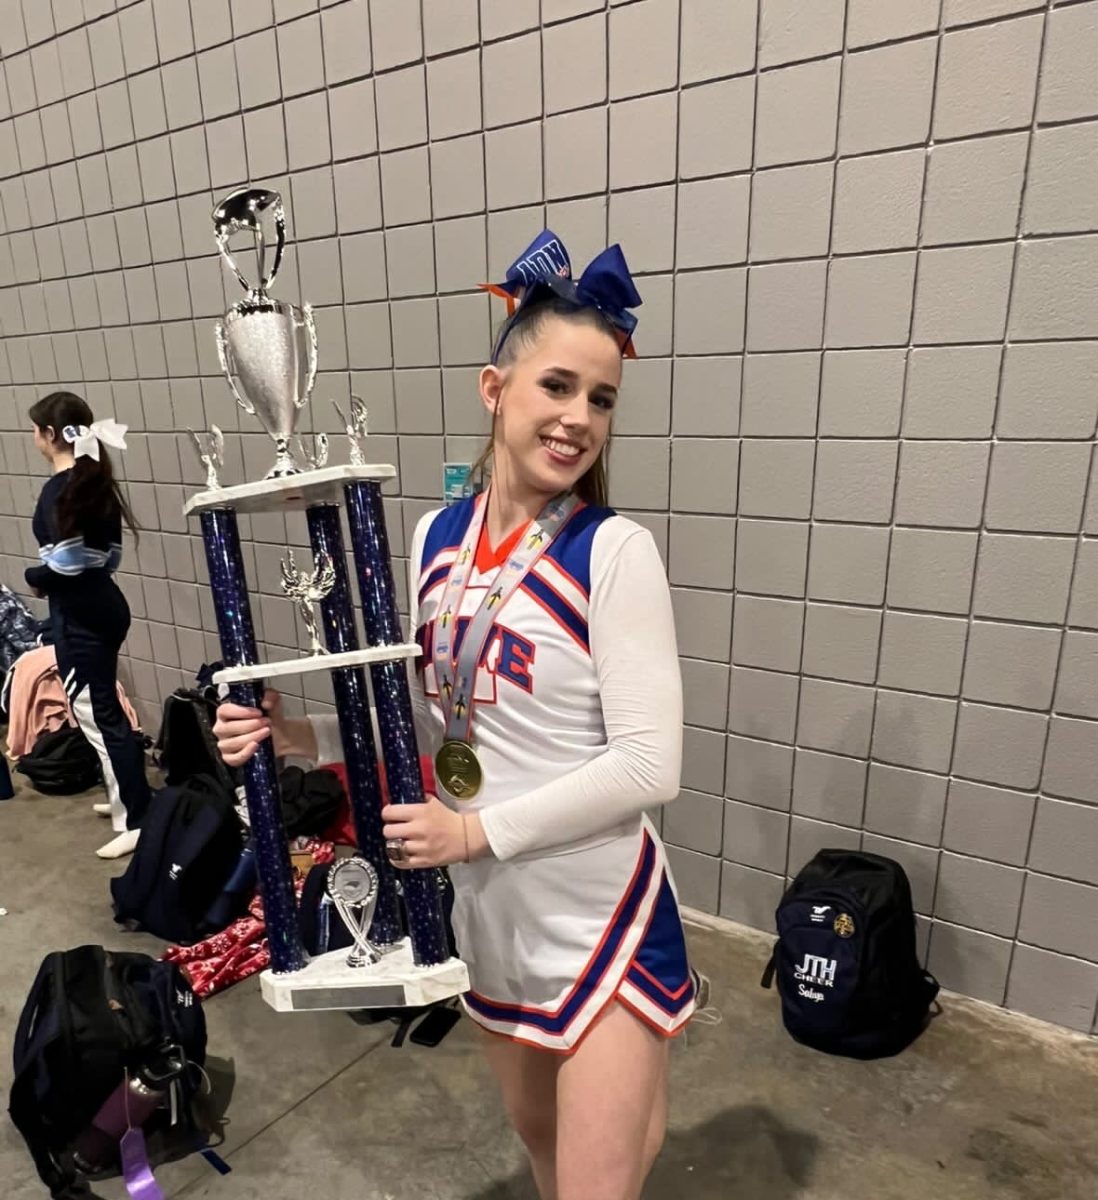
xmin=280 ymin=550 xmax=336 ymax=655
xmin=213 ymin=187 xmax=317 ymax=478
xmin=328 ymin=858 xmax=383 ymax=968
xmin=187 ymin=425 xmax=224 ymax=489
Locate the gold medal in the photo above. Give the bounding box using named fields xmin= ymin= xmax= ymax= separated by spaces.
xmin=435 ymin=740 xmax=483 ymax=801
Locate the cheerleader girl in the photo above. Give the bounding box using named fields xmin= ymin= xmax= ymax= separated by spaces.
xmin=214 ymin=233 xmax=697 ymax=1200
xmin=27 ymin=392 xmax=149 ymax=859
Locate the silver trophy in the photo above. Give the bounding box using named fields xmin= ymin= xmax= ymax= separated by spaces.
xmin=213 ymin=187 xmax=317 ymax=478
xmin=280 ymin=549 xmax=336 ymax=655
xmin=327 ymin=857 xmax=383 ymax=967
xmin=187 ymin=425 xmax=224 ymax=489
xmin=332 ymin=394 xmax=369 ymax=466
xmin=292 ymin=430 xmax=329 ymax=470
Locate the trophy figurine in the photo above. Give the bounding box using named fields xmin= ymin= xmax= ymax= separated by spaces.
xmin=293 ymin=431 xmax=329 ymax=470
xmin=327 ymin=858 xmax=384 ymax=968
xmin=280 ymin=550 xmax=336 ymax=655
xmin=187 ymin=425 xmax=224 ymax=489
xmin=332 ymin=394 xmax=368 ymax=466
xmin=213 ymin=187 xmax=317 ymax=478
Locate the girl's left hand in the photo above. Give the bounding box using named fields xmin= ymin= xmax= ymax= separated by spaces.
xmin=381 ymin=794 xmax=485 ymax=868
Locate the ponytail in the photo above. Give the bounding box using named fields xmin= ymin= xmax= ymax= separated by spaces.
xmin=28 ymin=392 xmax=138 ymax=541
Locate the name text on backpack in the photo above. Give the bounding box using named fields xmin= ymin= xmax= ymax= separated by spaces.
xmin=794 ymin=953 xmax=837 ymax=987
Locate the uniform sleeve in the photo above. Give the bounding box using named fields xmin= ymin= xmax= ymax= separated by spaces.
xmin=307 ymin=511 xmax=438 ymax=767
xmin=25 ymin=477 xmax=62 ymax=594
xmin=24 ymin=564 xmax=52 ymax=592
xmin=405 ymin=510 xmax=438 ymax=747
xmin=478 ymin=526 xmax=683 ymax=861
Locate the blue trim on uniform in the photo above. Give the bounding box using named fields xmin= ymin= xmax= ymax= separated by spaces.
xmin=625 ymin=874 xmax=695 ymax=1015
xmin=520 ymin=573 xmax=589 ymax=650
xmin=465 ymin=833 xmax=659 ymax=1033
xmin=421 ymin=497 xmax=477 ymax=572
xmin=542 ymin=504 xmax=615 ymax=597
xmin=39 ymin=536 xmax=119 ymax=576
xmin=418 ymin=564 xmax=451 ymax=605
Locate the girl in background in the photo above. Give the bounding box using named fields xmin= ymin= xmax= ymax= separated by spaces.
xmin=27 ymin=391 xmax=149 ymax=859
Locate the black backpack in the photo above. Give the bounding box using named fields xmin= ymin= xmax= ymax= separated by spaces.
xmin=279 ymin=765 xmax=345 ymax=838
xmin=17 ymin=726 xmax=101 ymax=794
xmin=155 ymin=687 xmax=236 ymax=793
xmin=761 ymin=849 xmax=940 ymax=1059
xmin=8 ymin=945 xmax=206 ymax=1198
xmin=298 ymin=861 xmax=356 ymax=957
xmin=110 ymin=775 xmax=246 ymax=944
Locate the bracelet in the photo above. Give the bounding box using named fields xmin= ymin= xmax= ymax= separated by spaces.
xmin=461 ymin=814 xmax=470 ymax=864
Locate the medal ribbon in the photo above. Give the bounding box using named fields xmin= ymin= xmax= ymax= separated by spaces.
xmin=432 ymin=490 xmax=580 ymax=745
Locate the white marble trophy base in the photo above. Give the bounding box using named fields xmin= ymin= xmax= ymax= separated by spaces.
xmin=183 ymin=463 xmax=396 ymax=517
xmin=212 ymin=643 xmax=420 ymax=685
xmin=260 ymin=939 xmax=470 ymax=1013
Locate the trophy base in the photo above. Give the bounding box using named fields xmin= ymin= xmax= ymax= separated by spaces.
xmin=184 ymin=463 xmax=397 ymax=517
xmin=260 ymin=939 xmax=470 ymax=1013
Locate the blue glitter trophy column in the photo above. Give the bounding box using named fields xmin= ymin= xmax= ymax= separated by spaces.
xmin=338 ymin=396 xmax=450 ymax=966
xmin=304 ymin=498 xmax=403 ymax=947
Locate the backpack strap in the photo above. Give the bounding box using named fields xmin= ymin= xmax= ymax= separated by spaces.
xmin=9 ymin=954 xmax=83 ymax=1197
xmin=8 ymin=1068 xmax=73 ymax=1198
xmin=760 ymin=949 xmax=777 ymax=990
xmin=11 ymin=953 xmax=58 ymax=1071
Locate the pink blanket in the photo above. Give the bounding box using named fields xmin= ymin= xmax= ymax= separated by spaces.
xmin=5 ymin=644 xmax=140 ymax=759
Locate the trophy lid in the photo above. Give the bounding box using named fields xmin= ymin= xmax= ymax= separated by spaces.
xmin=213 ymin=187 xmax=286 ymax=300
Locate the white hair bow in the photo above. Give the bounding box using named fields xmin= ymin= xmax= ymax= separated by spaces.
xmin=62 ymin=418 xmax=128 ymax=462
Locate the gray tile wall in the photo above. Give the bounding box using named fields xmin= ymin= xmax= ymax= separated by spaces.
xmin=0 ymin=0 xmax=1095 ymax=1034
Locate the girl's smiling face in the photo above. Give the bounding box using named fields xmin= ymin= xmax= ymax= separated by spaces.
xmin=480 ymin=313 xmax=622 ymax=506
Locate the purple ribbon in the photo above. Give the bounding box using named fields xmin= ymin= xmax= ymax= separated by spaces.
xmin=120 ymin=1128 xmax=166 ymax=1200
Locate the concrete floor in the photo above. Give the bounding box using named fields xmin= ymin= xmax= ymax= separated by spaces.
xmin=2 ymin=779 xmax=1097 ymax=1200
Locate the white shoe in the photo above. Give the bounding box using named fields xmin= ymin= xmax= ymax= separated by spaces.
xmin=96 ymin=829 xmax=140 ymax=859
xmin=92 ymin=802 xmax=111 ymax=817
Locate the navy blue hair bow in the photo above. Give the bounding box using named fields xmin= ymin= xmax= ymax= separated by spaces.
xmin=480 ymin=229 xmax=642 ymax=362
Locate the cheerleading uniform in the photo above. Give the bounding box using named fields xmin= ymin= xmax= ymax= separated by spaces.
xmin=313 ymin=492 xmax=695 ymax=1053
xmin=27 ymin=470 xmax=150 ymax=832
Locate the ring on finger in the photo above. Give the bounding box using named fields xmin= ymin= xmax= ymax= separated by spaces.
xmin=386 ymin=838 xmax=409 ymax=864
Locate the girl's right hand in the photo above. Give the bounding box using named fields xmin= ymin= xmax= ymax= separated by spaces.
xmin=212 ymin=688 xmax=285 ymax=766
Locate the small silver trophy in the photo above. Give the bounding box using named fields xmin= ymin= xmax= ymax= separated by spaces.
xmin=213 ymin=187 xmax=318 ymax=478
xmin=280 ymin=549 xmax=336 ymax=655
xmin=292 ymin=431 xmax=329 ymax=470
xmin=187 ymin=425 xmax=224 ymax=490
xmin=327 ymin=857 xmax=383 ymax=967
xmin=332 ymin=394 xmax=369 ymax=466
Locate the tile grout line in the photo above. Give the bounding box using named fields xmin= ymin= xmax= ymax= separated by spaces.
xmin=777 ymin=0 xmax=849 ymax=890
xmin=991 ymin=0 xmax=1058 ymax=1006
xmin=874 ymin=0 xmax=949 ymax=972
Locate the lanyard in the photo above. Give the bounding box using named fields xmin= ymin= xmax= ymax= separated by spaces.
xmin=431 ymin=489 xmax=579 ymax=745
